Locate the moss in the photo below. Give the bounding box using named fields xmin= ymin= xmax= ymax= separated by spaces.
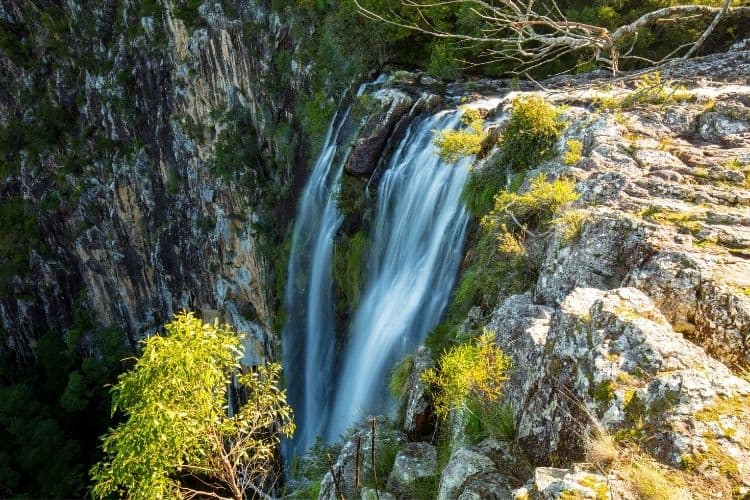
xmin=332 ymin=173 xmax=367 ymax=218
xmin=388 ymin=353 xmax=414 ymax=399
xmin=640 ymin=206 xmax=702 ymax=235
xmin=333 ymin=230 xmax=369 ymax=314
xmin=590 ymin=380 xmax=615 ymax=407
xmin=461 ymin=160 xmax=507 ymax=217
xmin=682 ymin=433 xmax=741 ymax=483
xmin=351 ymin=94 xmax=380 ymax=123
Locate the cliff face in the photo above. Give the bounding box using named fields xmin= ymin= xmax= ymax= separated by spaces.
xmin=0 ymin=0 xmax=308 ymax=362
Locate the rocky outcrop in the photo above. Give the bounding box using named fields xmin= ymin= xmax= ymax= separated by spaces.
xmin=437 ymin=439 xmax=530 ymax=500
xmin=345 ymin=89 xmax=414 ymax=176
xmin=491 ymin=287 xmax=750 ymax=485
xmin=386 ymin=442 xmax=437 ymax=493
xmin=402 ymin=345 xmax=436 ymax=441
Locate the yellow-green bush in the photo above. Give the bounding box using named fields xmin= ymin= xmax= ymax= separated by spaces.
xmin=422 ymin=330 xmax=511 ymax=418
xmin=564 ymin=139 xmax=583 ymax=165
xmin=499 ymin=96 xmax=566 ymax=171
xmin=434 ymin=107 xmax=486 ymax=163
xmin=483 ymin=174 xmax=579 ymax=233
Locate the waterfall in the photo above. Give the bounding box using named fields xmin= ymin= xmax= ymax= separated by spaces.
xmin=281 ymin=113 xmax=346 ymax=457
xmin=283 ymin=82 xmax=472 ymax=456
xmin=325 ymin=111 xmax=471 ymax=442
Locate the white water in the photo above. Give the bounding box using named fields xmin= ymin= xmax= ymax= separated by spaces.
xmin=325 ymin=111 xmax=471 ymax=441
xmin=281 ymin=112 xmax=347 ymax=457
xmin=283 ymin=86 xmax=472 ymax=456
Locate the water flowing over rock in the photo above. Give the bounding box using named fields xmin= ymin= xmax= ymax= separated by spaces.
xmin=325 ymin=110 xmax=472 ymax=442
xmin=284 ymin=85 xmax=483 ymax=454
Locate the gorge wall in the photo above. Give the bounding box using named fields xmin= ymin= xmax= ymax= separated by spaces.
xmin=0 ymin=0 xmax=309 ymax=363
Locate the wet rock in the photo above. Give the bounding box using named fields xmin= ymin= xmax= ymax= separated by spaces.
xmin=345 ymin=89 xmax=414 ymax=176
xmin=387 ymin=442 xmax=437 ymax=493
xmin=403 ymin=346 xmax=435 ymax=440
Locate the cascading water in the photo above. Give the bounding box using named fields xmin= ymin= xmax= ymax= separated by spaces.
xmin=325 ymin=111 xmax=471 ymax=442
xmin=283 ymin=81 xmax=474 ymax=457
xmin=282 ymin=78 xmax=387 ymax=457
xmin=281 ymin=114 xmax=346 ymax=457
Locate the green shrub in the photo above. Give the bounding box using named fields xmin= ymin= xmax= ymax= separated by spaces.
xmin=499 ymin=96 xmax=566 ymax=171
xmin=0 ymin=199 xmax=42 ymax=294
xmin=461 ymin=159 xmax=506 ymax=217
xmin=483 ymin=174 xmax=579 ymax=232
xmin=388 ymin=354 xmax=414 ymax=398
xmin=597 ymin=72 xmax=694 ymax=110
xmin=422 ymin=330 xmax=511 ymax=419
xmin=434 ymin=107 xmax=486 ymax=163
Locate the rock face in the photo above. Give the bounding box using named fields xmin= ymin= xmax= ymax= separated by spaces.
xmin=437 ymin=439 xmax=530 ymax=500
xmin=386 ymin=442 xmax=437 ymax=493
xmin=402 ymin=345 xmax=436 ymax=440
xmin=492 ymin=287 xmax=750 ymax=483
xmin=0 ymin=1 xmax=308 ymax=361
xmin=345 ymin=89 xmax=414 ymax=176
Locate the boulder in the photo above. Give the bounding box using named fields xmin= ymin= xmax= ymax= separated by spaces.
xmin=520 ymin=466 xmax=625 ymax=500
xmin=345 ymin=89 xmax=414 ymax=176
xmin=437 ymin=447 xmax=496 ymax=500
xmin=386 ymin=442 xmax=437 ymax=493
xmin=360 ymin=488 xmax=396 ymax=500
xmin=457 ymin=472 xmax=514 ymax=500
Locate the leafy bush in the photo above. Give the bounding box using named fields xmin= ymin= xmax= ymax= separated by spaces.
xmin=434 ymin=107 xmax=486 ymax=163
xmin=422 ymin=330 xmax=511 ymax=418
xmin=482 ymin=174 xmax=579 ymax=232
xmin=426 ymin=42 xmax=460 ymax=80
xmin=597 ymin=72 xmax=694 ymax=110
xmin=564 ymin=138 xmax=583 ymax=165
xmin=91 ymin=312 xmax=294 ymax=500
xmin=499 ymin=96 xmax=566 ymax=171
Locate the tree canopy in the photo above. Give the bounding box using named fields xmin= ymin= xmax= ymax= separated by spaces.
xmin=91 ymin=312 xmax=294 ymax=500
